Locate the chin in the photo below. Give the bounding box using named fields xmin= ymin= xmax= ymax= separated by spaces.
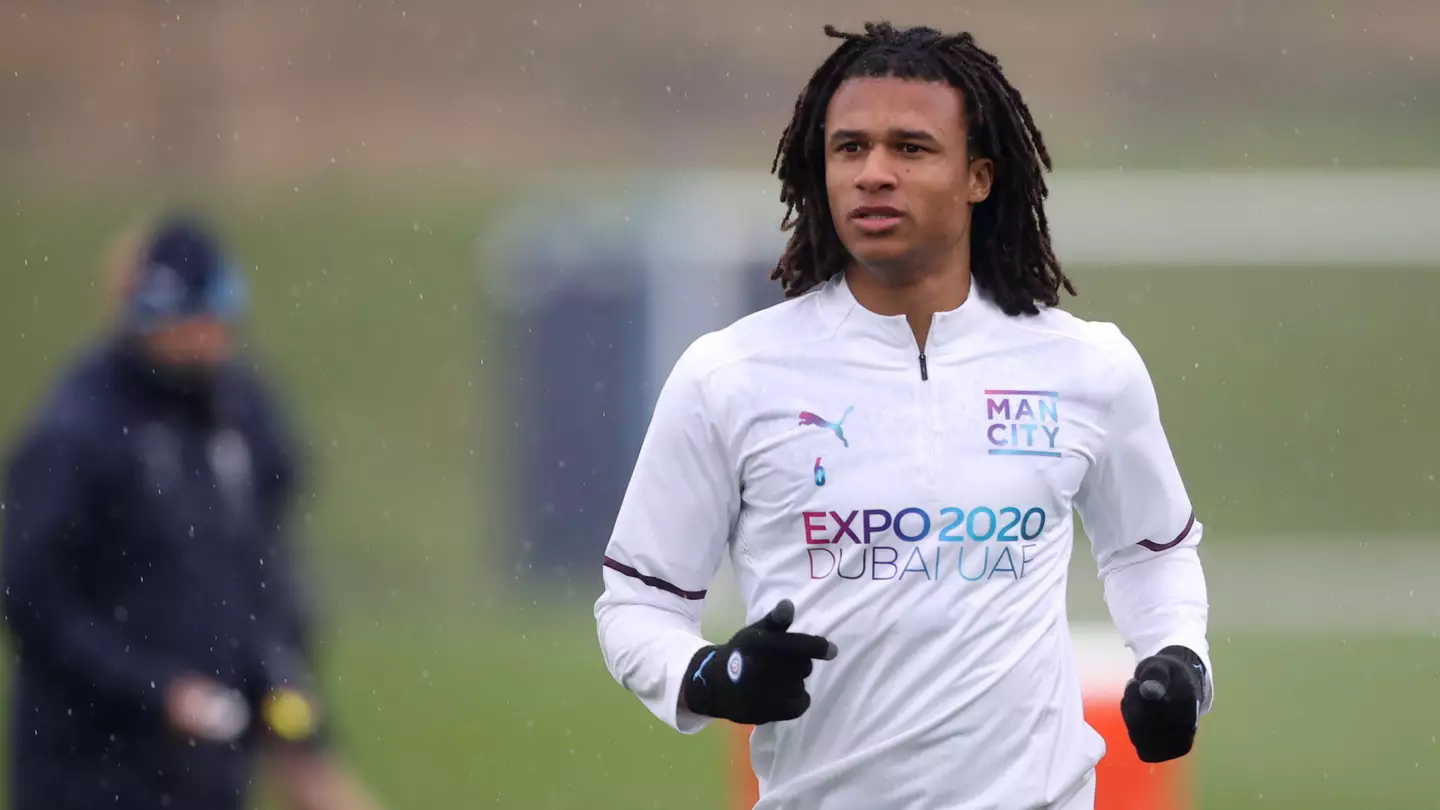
xmin=847 ymin=242 xmax=918 ymax=279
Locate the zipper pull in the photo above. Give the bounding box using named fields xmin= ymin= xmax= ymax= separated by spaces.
xmin=919 ymin=352 xmax=929 ymax=381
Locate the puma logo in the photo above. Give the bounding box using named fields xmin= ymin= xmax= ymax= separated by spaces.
xmin=798 ymin=406 xmax=854 ymax=448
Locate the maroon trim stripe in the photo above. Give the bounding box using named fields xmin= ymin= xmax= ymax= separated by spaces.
xmin=603 ymin=556 xmax=707 ymax=600
xmin=1137 ymin=510 xmax=1196 ymax=552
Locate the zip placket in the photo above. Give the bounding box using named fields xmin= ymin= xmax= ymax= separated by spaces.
xmin=917 ymin=346 xmax=940 ymax=491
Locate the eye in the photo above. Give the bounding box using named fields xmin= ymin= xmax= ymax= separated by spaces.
xmin=835 ymin=141 xmax=863 ymax=154
xmin=897 ymin=143 xmax=926 ymax=154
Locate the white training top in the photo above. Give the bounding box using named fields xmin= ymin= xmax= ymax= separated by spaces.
xmin=594 ymin=273 xmax=1213 ymax=810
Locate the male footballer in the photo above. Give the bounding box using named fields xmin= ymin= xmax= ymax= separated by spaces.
xmin=594 ymin=22 xmax=1212 ymax=809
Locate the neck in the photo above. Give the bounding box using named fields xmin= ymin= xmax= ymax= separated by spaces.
xmin=844 ymin=261 xmax=972 ymax=350
xmin=111 ymin=334 xmax=223 ymax=407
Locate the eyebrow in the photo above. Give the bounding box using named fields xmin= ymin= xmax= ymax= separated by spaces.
xmin=892 ymin=129 xmax=939 ymax=143
xmin=828 ymin=128 xmax=941 ymax=144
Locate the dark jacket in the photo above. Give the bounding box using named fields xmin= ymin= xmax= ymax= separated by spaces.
xmin=0 ymin=338 xmax=326 ymax=810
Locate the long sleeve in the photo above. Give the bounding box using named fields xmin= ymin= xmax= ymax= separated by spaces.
xmin=0 ymin=425 xmax=183 ymax=718
xmin=248 ymin=379 xmax=318 ymax=675
xmin=237 ymin=375 xmax=335 ymax=750
xmin=1074 ymin=329 xmax=1215 ymax=714
xmin=593 ymin=336 xmax=739 ymax=734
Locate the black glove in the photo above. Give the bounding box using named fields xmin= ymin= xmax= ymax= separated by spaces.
xmin=682 ymin=599 xmax=837 ymax=725
xmin=1121 ymin=645 xmax=1207 ymax=763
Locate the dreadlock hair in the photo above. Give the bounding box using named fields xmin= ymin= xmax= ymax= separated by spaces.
xmin=770 ymin=22 xmax=1077 ymax=317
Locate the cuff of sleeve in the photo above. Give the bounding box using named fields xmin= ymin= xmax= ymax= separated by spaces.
xmin=1155 ymin=638 xmax=1215 ymax=716
xmin=665 ymin=637 xmax=715 ymax=735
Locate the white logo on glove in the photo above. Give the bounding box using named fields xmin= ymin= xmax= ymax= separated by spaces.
xmin=726 ymin=649 xmax=744 ymax=683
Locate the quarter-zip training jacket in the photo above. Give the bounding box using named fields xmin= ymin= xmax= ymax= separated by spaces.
xmin=595 ymin=274 xmax=1212 ymax=810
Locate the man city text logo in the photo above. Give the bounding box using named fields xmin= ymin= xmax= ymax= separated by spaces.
xmin=799 ymin=406 xmax=853 ymax=448
xmin=984 ymin=390 xmax=1061 ymax=458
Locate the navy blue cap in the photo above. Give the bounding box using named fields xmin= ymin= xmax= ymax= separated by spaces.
xmin=126 ymin=215 xmax=248 ymax=331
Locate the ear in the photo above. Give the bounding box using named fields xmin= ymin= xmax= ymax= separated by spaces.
xmin=967 ymin=158 xmax=994 ymax=204
xmin=103 ymin=219 xmax=151 ymax=316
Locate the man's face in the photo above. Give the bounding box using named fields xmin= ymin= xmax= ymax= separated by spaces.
xmin=824 ymin=76 xmax=994 ymax=280
xmin=141 ymin=316 xmax=233 ymax=372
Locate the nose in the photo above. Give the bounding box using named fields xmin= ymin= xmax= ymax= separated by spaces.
xmin=854 ymin=150 xmax=897 ymax=194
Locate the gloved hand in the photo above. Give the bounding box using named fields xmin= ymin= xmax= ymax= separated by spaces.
xmin=682 ymin=599 xmax=837 ymax=725
xmin=1121 ymin=645 xmax=1208 ymax=763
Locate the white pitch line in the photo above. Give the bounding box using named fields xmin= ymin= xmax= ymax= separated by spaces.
xmin=701 ymin=534 xmax=1440 ymax=639
xmin=1067 ymin=534 xmax=1440 ymax=636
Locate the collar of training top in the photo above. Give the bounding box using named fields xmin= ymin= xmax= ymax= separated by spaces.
xmin=814 ymin=272 xmax=999 ymax=351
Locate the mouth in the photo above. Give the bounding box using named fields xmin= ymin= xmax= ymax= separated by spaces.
xmin=849 ymin=206 xmax=904 ymax=234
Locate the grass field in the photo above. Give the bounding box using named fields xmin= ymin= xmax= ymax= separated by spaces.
xmin=1 ymin=185 xmax=1437 ymax=808
xmin=1 ymin=606 xmax=1425 ymax=810
xmin=280 ymin=615 xmax=1435 ymax=810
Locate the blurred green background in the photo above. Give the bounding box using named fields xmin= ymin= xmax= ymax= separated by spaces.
xmin=2 ymin=2 xmax=1438 ymax=808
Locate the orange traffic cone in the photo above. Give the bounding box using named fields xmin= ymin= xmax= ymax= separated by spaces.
xmin=729 ymin=724 xmax=759 ymax=809
xmin=1071 ymin=623 xmax=1193 ymax=810
xmin=1084 ymin=688 xmax=1192 ymax=810
xmin=727 ymin=624 xmax=1192 ymax=810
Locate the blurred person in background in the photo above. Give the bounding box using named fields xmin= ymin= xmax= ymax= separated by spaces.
xmin=0 ymin=214 xmax=386 ymax=810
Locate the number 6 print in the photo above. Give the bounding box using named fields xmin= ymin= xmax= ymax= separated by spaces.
xmin=814 ymin=457 xmax=826 ymax=487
